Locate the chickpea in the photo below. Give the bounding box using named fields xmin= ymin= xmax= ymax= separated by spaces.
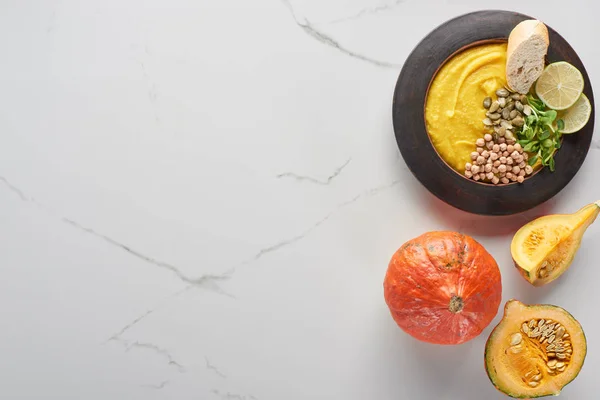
xmin=506 ymin=172 xmax=513 ymax=179
xmin=499 ymin=143 xmax=507 ymax=152
xmin=499 ymin=156 xmax=507 ymax=164
xmin=465 ymin=163 xmax=472 ymax=171
xmin=517 ymin=175 xmax=525 ymax=183
xmin=514 ymin=143 xmax=523 ymax=152
xmin=471 ymin=152 xmax=479 ymax=161
xmin=482 ymin=150 xmax=490 ymax=159
xmin=501 ymin=177 xmax=509 ymax=184
xmin=498 ymin=164 xmax=507 ymax=173
xmin=525 ymin=165 xmax=533 ymax=175
xmin=471 ymin=165 xmax=480 ymax=174
xmin=523 ymin=152 xmax=529 ymax=160
xmin=503 ymin=151 xmax=509 ymax=157
xmin=507 ymin=145 xmax=515 ymax=153
xmin=507 ymin=139 xmax=516 ymax=145
xmin=498 ymin=137 xmax=506 ymax=144
xmin=465 ymin=170 xmax=473 ymax=178
xmin=511 ymin=151 xmax=520 ymax=159
xmin=492 ymin=167 xmax=499 ymax=174
xmin=479 ymin=172 xmax=486 ymax=180
xmin=484 ymin=133 xmax=493 ymax=142
xmin=492 ymin=176 xmax=500 ymax=185
xmin=512 ymin=166 xmax=521 ymax=174
xmin=477 ymin=156 xmax=485 ymax=165
xmin=493 ymin=160 xmax=501 ymax=167
xmin=474 ymin=174 xmax=481 ymax=181
xmin=476 ymin=138 xmax=485 ymax=147
xmin=510 ymin=174 xmax=518 ymax=182
xmin=486 ymin=141 xmax=493 ymax=150
xmin=490 ymin=152 xmax=499 ymax=161
xmin=507 ymin=157 xmax=514 ymax=165
xmin=486 ymin=172 xmax=494 ymax=180
xmin=519 ymin=169 xmax=526 ymax=177
xmin=519 ymin=161 xmax=526 ymax=168
xmin=485 ymin=164 xmax=492 ymax=173
xmin=492 ymin=144 xmax=500 ymax=153
xmin=515 ymin=155 xmax=524 ymax=164
xmin=477 ymin=147 xmax=484 ymax=154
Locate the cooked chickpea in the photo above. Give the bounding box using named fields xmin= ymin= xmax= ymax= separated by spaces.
xmin=471 ymin=165 xmax=480 ymax=174
xmin=511 ymin=151 xmax=520 ymax=159
xmin=484 ymin=133 xmax=493 ymax=142
xmin=523 ymin=152 xmax=529 ymax=160
xmin=502 ymin=151 xmax=509 ymax=157
xmin=510 ymin=174 xmax=518 ymax=182
xmin=479 ymin=172 xmax=486 ymax=180
xmin=492 ymin=176 xmax=500 ymax=185
xmin=518 ymin=161 xmax=525 ymax=168
xmin=515 ymin=155 xmax=524 ymax=164
xmin=492 ymin=144 xmax=500 ymax=153
xmin=486 ymin=172 xmax=494 ymax=180
xmin=470 ymin=152 xmax=479 ymax=160
xmin=506 ymin=172 xmax=513 ymax=179
xmin=499 ymin=156 xmax=507 ymax=164
xmin=486 ymin=141 xmax=493 ymax=150
xmin=477 ymin=156 xmax=485 ymax=165
xmin=498 ymin=164 xmax=507 ymax=173
xmin=512 ymin=166 xmax=521 ymax=174
xmin=477 ymin=147 xmax=484 ymax=154
xmin=499 ymin=143 xmax=507 ymax=152
xmin=465 ymin=170 xmax=473 ymax=178
xmin=492 ymin=167 xmax=499 ymax=174
xmin=465 ymin=163 xmax=472 ymax=171
xmin=490 ymin=153 xmax=499 ymax=161
xmin=519 ymin=169 xmax=526 ymax=177
xmin=498 ymin=137 xmax=506 ymax=144
xmin=514 ymin=143 xmax=522 ymax=152
xmin=517 ymin=175 xmax=525 ymax=183
xmin=507 ymin=157 xmax=514 ymax=165
xmin=507 ymin=138 xmax=516 ymax=145
xmin=474 ymin=174 xmax=481 ymax=181
xmin=525 ymin=165 xmax=533 ymax=175
xmin=501 ymin=177 xmax=509 ymax=184
xmin=482 ymin=150 xmax=490 ymax=159
xmin=493 ymin=160 xmax=501 ymax=167
xmin=476 ymin=138 xmax=485 ymax=147
xmin=485 ymin=164 xmax=492 ymax=173
xmin=507 ymin=145 xmax=515 ymax=153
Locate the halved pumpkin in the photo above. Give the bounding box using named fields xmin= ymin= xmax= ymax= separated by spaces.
xmin=484 ymin=300 xmax=586 ymax=398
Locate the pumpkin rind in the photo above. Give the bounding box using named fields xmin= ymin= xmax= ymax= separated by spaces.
xmin=383 ymin=231 xmax=502 ymax=345
xmin=484 ymin=300 xmax=587 ymax=398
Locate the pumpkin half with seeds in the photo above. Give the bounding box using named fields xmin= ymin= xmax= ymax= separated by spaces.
xmin=383 ymin=231 xmax=502 ymax=345
xmin=485 ymin=300 xmax=587 ymax=398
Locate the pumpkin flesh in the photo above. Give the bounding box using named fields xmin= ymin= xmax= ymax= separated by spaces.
xmin=384 ymin=231 xmax=502 ymax=345
xmin=485 ymin=300 xmax=587 ymax=398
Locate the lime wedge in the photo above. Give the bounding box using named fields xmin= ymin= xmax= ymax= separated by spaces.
xmin=535 ymin=62 xmax=584 ymax=110
xmin=557 ymin=93 xmax=592 ymax=134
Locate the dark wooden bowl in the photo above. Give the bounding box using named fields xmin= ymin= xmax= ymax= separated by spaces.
xmin=392 ymin=10 xmax=595 ymax=215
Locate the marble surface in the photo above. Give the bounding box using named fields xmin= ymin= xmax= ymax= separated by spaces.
xmin=1 ymin=0 xmax=599 ymax=399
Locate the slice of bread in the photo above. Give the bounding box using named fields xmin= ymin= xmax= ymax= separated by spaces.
xmin=506 ymin=20 xmax=550 ymax=94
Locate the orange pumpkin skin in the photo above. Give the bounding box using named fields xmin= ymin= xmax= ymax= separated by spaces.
xmin=383 ymin=231 xmax=502 ymax=345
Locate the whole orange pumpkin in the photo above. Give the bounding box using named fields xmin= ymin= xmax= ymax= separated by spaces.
xmin=383 ymin=231 xmax=502 ymax=345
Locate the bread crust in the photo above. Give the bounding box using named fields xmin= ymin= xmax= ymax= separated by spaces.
xmin=506 ymin=20 xmax=550 ymax=93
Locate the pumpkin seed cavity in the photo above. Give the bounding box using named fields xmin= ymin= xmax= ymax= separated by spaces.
xmin=507 ymin=318 xmax=573 ymax=387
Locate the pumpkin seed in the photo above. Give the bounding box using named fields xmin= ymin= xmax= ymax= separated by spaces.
xmin=558 ymin=366 xmax=566 ymax=372
xmin=498 ymin=97 xmax=507 ymax=107
xmin=489 ymin=101 xmax=500 ymax=113
xmin=522 ymin=323 xmax=530 ymax=333
xmin=511 ymin=93 xmax=521 ymax=100
xmin=501 ymin=121 xmax=513 ymax=130
xmin=555 ymin=326 xmax=565 ymax=339
xmin=510 ymin=333 xmax=523 ymax=346
xmin=515 ymin=101 xmax=524 ymax=112
xmin=529 ymin=320 xmax=536 ymax=328
xmin=483 ymin=97 xmax=492 ymax=109
xmin=532 ymin=373 xmax=542 ymax=382
xmin=528 ymin=381 xmax=540 ymax=388
xmin=489 ymin=113 xmax=501 ymax=120
xmin=538 ymin=319 xmax=545 ymax=327
xmin=483 ymin=118 xmax=493 ymax=126
xmin=496 ymin=88 xmax=510 ymax=97
xmin=509 ymin=110 xmax=518 ymax=119
xmin=548 ymin=334 xmax=556 ymax=344
xmin=512 ymin=116 xmax=525 ymax=127
xmin=557 ymin=353 xmax=567 ymax=360
xmin=547 ymin=359 xmax=557 ymax=367
xmin=523 ymin=104 xmax=532 ymax=116
xmin=547 ymin=343 xmax=556 ymax=351
xmin=502 ymin=108 xmax=511 ymax=120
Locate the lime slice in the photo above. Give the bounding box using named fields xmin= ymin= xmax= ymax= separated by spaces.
xmin=535 ymin=62 xmax=584 ymax=110
xmin=557 ymin=93 xmax=592 ymax=134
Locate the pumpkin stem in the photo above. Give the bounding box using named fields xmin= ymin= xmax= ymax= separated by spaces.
xmin=449 ymin=295 xmax=464 ymax=313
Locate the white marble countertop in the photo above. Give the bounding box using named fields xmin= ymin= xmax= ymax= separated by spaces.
xmin=1 ymin=1 xmax=599 ymax=399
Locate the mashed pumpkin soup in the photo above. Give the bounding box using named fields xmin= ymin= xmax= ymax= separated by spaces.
xmin=425 ymin=43 xmax=508 ymax=172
